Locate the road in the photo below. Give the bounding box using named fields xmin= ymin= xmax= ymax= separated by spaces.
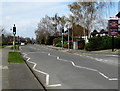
xmin=20 ymin=44 xmax=118 ymax=89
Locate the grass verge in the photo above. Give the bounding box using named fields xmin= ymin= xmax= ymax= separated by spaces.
xmin=8 ymin=52 xmax=24 ymax=63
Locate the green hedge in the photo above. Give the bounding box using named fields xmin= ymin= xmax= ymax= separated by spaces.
xmin=85 ymin=36 xmax=120 ymax=51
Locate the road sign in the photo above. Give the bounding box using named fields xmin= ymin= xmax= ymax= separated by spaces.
xmin=109 ymin=20 xmax=118 ymax=27
xmin=108 ymin=19 xmax=118 ymax=51
xmin=118 ymin=19 xmax=120 ymax=31
xmin=110 ymin=29 xmax=118 ymax=36
xmin=108 ymin=20 xmax=118 ymax=36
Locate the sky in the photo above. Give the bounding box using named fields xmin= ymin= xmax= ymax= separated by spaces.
xmin=0 ymin=0 xmax=119 ymax=39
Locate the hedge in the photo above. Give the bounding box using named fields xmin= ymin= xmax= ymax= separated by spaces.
xmin=85 ymin=36 xmax=120 ymax=51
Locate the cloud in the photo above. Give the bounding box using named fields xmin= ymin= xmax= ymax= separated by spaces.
xmin=0 ymin=3 xmax=2 ymax=26
xmin=2 ymin=2 xmax=73 ymax=38
xmin=1 ymin=0 xmax=76 ymax=2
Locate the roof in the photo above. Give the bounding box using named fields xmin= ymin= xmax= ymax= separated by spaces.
xmin=116 ymin=12 xmax=120 ymax=18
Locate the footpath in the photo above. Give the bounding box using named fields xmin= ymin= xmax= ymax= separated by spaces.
xmin=46 ymin=45 xmax=119 ymax=57
xmin=1 ymin=47 xmax=45 ymax=90
xmin=45 ymin=45 xmax=119 ymax=65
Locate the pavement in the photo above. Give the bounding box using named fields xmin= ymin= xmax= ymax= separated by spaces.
xmin=1 ymin=47 xmax=45 ymax=90
xmin=0 ymin=48 xmax=2 ymax=91
xmin=47 ymin=45 xmax=119 ymax=56
xmin=20 ymin=44 xmax=118 ymax=89
xmin=46 ymin=45 xmax=119 ymax=66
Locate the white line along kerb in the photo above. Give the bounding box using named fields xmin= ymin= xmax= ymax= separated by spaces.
xmin=22 ymin=53 xmax=61 ymax=87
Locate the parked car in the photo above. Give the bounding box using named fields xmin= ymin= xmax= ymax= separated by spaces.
xmin=21 ymin=42 xmax=25 ymax=46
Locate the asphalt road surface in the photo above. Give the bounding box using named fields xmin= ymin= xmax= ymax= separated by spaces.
xmin=20 ymin=44 xmax=118 ymax=89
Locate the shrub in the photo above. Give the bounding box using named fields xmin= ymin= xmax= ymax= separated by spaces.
xmin=78 ymin=38 xmax=85 ymax=49
xmin=63 ymin=41 xmax=68 ymax=48
xmin=56 ymin=42 xmax=62 ymax=47
xmin=53 ymin=37 xmax=61 ymax=46
xmin=99 ymin=36 xmax=112 ymax=50
xmin=45 ymin=36 xmax=58 ymax=45
xmin=85 ymin=36 xmax=102 ymax=51
xmin=85 ymin=36 xmax=120 ymax=51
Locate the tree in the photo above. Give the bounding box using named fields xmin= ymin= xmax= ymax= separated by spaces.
xmin=35 ymin=14 xmax=69 ymax=44
xmin=68 ymin=1 xmax=113 ymax=41
xmin=35 ymin=15 xmax=52 ymax=44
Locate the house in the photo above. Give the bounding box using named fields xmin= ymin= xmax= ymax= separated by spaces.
xmin=116 ymin=12 xmax=120 ymax=18
xmin=90 ymin=29 xmax=109 ymax=37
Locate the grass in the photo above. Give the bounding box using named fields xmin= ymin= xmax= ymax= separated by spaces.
xmin=8 ymin=52 xmax=24 ymax=63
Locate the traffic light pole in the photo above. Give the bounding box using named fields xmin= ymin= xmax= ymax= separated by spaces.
xmin=62 ymin=33 xmax=63 ymax=49
xmin=62 ymin=27 xmax=64 ymax=49
xmin=13 ymin=34 xmax=15 ymax=52
xmin=13 ymin=24 xmax=16 ymax=52
xmin=68 ymin=28 xmax=70 ymax=50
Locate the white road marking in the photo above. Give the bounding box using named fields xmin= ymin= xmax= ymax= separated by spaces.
xmin=0 ymin=66 xmax=8 ymax=69
xmin=23 ymin=46 xmax=118 ymax=81
xmin=19 ymin=46 xmax=22 ymax=50
xmin=74 ymin=53 xmax=118 ymax=64
xmin=44 ymin=52 xmax=118 ymax=81
xmin=57 ymin=57 xmax=118 ymax=81
xmin=22 ymin=53 xmax=61 ymax=87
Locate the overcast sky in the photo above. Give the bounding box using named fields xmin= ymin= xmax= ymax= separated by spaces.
xmin=0 ymin=0 xmax=119 ymax=39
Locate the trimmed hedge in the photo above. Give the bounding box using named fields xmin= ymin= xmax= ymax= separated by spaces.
xmin=85 ymin=36 xmax=120 ymax=51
